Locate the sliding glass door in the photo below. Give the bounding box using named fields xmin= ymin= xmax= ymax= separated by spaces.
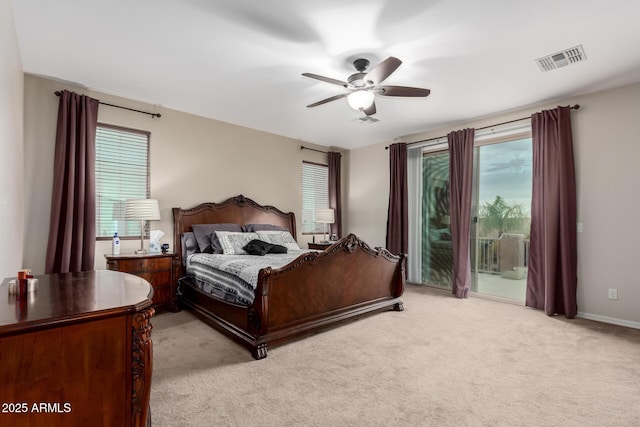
xmin=470 ymin=137 xmax=532 ymax=301
xmin=421 ymin=150 xmax=452 ymax=288
xmin=417 ymin=133 xmax=532 ymax=302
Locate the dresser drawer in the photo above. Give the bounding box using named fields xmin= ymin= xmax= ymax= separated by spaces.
xmin=134 ymin=270 xmax=172 ymax=288
xmin=111 ymin=257 xmax=172 ymax=273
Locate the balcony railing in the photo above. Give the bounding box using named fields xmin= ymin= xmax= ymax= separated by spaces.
xmin=474 ymin=236 xmax=530 ymax=275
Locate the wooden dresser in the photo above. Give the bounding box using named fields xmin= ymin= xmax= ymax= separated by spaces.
xmin=0 ymin=270 xmax=153 ymax=427
xmin=106 ymin=252 xmax=178 ymax=311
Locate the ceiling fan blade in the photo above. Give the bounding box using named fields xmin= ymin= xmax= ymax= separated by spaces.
xmin=377 ymin=85 xmax=431 ymax=97
xmin=364 ymin=57 xmax=402 ymax=85
xmin=306 ymin=93 xmax=348 ymax=108
xmin=302 ymin=73 xmax=348 ymax=87
xmin=363 ymin=101 xmax=377 ymax=116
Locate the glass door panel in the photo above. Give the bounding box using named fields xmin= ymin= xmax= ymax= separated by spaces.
xmin=421 ymin=151 xmax=452 ymax=288
xmin=471 ymin=138 xmax=532 ymax=301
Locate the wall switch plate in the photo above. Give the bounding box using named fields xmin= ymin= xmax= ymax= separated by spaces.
xmin=576 ymin=223 xmax=583 ymax=232
xmin=608 ymin=288 xmax=618 ymax=300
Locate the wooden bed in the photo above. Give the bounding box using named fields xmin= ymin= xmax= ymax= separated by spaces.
xmin=172 ymin=195 xmax=405 ymax=359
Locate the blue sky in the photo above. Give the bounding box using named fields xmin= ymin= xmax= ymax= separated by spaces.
xmin=477 ymin=138 xmax=532 ymax=216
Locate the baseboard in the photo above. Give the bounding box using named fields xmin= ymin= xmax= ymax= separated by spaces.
xmin=577 ymin=312 xmax=640 ymax=330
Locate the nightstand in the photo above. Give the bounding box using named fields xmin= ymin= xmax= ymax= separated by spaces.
xmin=105 ymin=252 xmax=178 ymax=312
xmin=308 ymin=242 xmax=332 ymax=250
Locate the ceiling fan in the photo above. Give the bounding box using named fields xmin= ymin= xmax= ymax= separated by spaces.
xmin=302 ymin=56 xmax=430 ymax=116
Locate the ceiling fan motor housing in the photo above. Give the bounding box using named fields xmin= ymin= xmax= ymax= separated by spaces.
xmin=349 ymin=58 xmax=372 ymax=88
xmin=353 ymin=58 xmax=370 ymax=72
xmin=348 ymin=72 xmax=368 ymax=88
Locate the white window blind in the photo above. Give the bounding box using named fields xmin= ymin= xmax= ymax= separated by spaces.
xmin=302 ymin=161 xmax=329 ymax=234
xmin=95 ymin=124 xmax=150 ymax=238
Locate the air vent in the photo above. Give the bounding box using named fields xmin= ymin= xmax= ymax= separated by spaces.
xmin=535 ymin=45 xmax=586 ymax=72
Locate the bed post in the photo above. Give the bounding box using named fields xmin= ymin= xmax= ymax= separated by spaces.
xmin=249 ymin=268 xmax=271 ymax=359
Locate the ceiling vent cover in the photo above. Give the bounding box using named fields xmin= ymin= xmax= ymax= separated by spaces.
xmin=536 ymin=45 xmax=586 ymax=72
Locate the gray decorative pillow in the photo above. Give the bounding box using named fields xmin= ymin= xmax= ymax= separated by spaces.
xmin=255 ymin=230 xmax=300 ymax=251
xmin=180 ymin=232 xmax=199 ymax=265
xmin=192 ymin=223 xmax=243 ymax=253
xmin=243 ymin=223 xmax=285 ymax=232
xmin=215 ymin=231 xmax=259 ymax=255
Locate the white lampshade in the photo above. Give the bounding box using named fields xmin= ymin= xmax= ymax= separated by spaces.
xmin=125 ymin=199 xmax=161 ymax=221
xmin=316 ymin=208 xmax=335 ymax=224
xmin=347 ymin=90 xmax=375 ymax=111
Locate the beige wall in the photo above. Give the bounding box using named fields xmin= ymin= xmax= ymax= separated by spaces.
xmin=347 ymin=82 xmax=640 ymax=326
xmin=344 ymin=143 xmax=388 ymax=247
xmin=0 ymin=0 xmax=24 ymax=279
xmin=22 ymin=75 xmax=342 ymax=274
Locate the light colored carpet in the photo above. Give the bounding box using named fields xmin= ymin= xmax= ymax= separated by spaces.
xmin=150 ymin=285 xmax=640 ymax=426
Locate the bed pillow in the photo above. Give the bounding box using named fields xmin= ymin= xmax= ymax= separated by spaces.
xmin=192 ymin=223 xmax=243 ymax=253
xmin=268 ymin=243 xmax=288 ymax=254
xmin=243 ymin=239 xmax=273 ymax=256
xmin=180 ymin=232 xmax=199 ymax=265
xmin=255 ymin=230 xmax=300 ymax=251
xmin=243 ymin=223 xmax=285 ymax=232
xmin=243 ymin=239 xmax=289 ymax=256
xmin=215 ymin=231 xmax=259 ymax=255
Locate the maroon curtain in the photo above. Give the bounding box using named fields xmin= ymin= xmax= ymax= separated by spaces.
xmin=328 ymin=151 xmax=342 ymax=239
xmin=526 ymin=106 xmax=577 ymax=317
xmin=386 ymin=143 xmax=408 ymax=255
xmin=448 ymin=128 xmax=475 ymax=298
xmin=45 ymin=90 xmax=99 ymax=274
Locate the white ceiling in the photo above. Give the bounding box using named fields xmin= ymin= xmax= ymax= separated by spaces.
xmin=11 ymin=0 xmax=640 ymax=150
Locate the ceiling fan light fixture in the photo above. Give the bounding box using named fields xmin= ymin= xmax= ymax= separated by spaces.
xmin=347 ymin=90 xmax=375 ymax=111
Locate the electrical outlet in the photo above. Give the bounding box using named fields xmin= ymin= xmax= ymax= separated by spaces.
xmin=608 ymin=288 xmax=618 ymax=300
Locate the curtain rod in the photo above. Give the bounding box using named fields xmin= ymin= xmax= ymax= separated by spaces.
xmin=385 ymin=104 xmax=580 ymax=149
xmin=54 ymin=91 xmax=161 ymax=118
xmin=301 ymin=145 xmax=328 ymax=154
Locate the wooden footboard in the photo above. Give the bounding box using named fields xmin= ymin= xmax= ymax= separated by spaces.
xmin=178 ymin=234 xmax=405 ymax=359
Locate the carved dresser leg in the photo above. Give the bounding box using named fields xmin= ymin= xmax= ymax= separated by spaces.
xmin=393 ymin=301 xmax=405 ymax=311
xmin=132 ymin=307 xmax=154 ymax=427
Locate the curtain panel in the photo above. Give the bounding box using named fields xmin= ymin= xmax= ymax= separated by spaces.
xmin=406 ymin=146 xmax=424 ymax=283
xmin=328 ymin=151 xmax=342 ymax=239
xmin=45 ymin=90 xmax=99 ymax=274
xmin=526 ymin=106 xmax=578 ymax=317
xmin=386 ymin=143 xmax=408 ymax=256
xmin=447 ymin=128 xmax=475 ymax=298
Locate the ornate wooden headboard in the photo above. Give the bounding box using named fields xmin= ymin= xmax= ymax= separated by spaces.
xmin=172 ymin=195 xmax=297 ymax=272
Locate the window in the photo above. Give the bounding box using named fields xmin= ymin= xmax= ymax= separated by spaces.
xmin=95 ymin=124 xmax=150 ymax=238
xmin=301 ymin=161 xmax=328 ymax=234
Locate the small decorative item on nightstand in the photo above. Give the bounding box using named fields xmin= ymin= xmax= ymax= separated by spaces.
xmin=308 ymin=241 xmax=332 ymax=251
